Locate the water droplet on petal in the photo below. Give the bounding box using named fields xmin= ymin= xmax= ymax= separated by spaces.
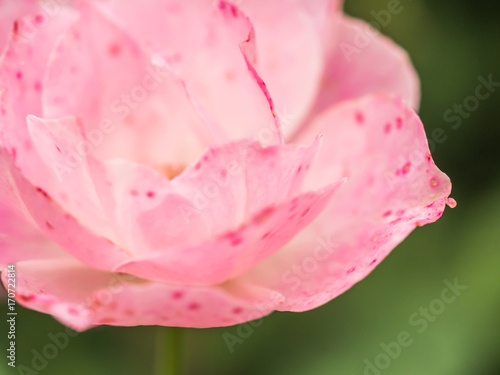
xmin=446 ymin=198 xmax=457 ymax=208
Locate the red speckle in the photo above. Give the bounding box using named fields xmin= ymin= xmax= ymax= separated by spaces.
xmin=130 ymin=189 xmax=139 ymax=196
xmin=396 ymin=117 xmax=403 ymax=129
xmin=19 ymin=294 xmax=34 ymax=302
xmin=297 ymin=166 xmax=302 ymax=174
xmin=427 ymin=154 xmax=432 ymax=162
xmin=355 ymin=111 xmax=364 ymax=125
xmin=262 ymin=231 xmax=272 ymax=239
xmin=401 ymin=162 xmax=411 ymax=175
xmin=347 ymin=267 xmax=356 ymax=274
xmin=219 ymin=0 xmax=238 ymax=15
xmin=396 ymin=210 xmax=405 ymax=216
xmin=34 ymin=14 xmax=45 ymax=25
xmin=36 ymin=187 xmax=49 ymax=198
xmin=370 ymin=259 xmax=377 ymax=266
xmin=34 ymin=81 xmax=42 ymax=92
xmin=230 ymin=236 xmax=243 ymax=246
xmin=301 ymin=208 xmax=310 ymax=218
xmin=146 ymin=191 xmax=156 ymax=198
xmin=382 ymin=210 xmax=392 ymax=217
xmin=46 ymin=221 xmax=54 ymax=230
xmin=90 ymin=295 xmax=104 ymax=308
xmin=437 ymin=211 xmax=443 ymax=217
xmin=220 ymin=170 xmax=227 ymax=178
xmin=108 ymin=43 xmax=122 ymax=57
xmin=194 ymin=162 xmax=201 ymax=170
xmin=384 ymin=123 xmax=391 ymax=134
xmin=172 ymin=291 xmax=184 ymax=300
xmin=230 ymin=4 xmax=238 ymax=17
xmin=15 ymin=71 xmax=22 ymax=80
xmin=232 ymin=307 xmax=243 ymax=314
xmin=255 ymin=207 xmax=274 ymax=224
xmin=430 ymin=177 xmax=439 ymax=188
xmin=188 ymin=302 xmax=200 ymax=311
xmin=68 ymin=307 xmax=79 ymax=316
xmin=13 ymin=21 xmax=19 ymax=34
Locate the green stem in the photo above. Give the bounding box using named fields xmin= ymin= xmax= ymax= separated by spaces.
xmin=155 ymin=327 xmax=183 ymax=375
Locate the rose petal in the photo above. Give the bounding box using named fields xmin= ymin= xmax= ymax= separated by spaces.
xmin=241 ymin=95 xmax=452 ymax=311
xmin=237 ymin=0 xmax=329 ymax=137
xmin=2 ymin=152 xmax=131 ymax=271
xmin=4 ymin=258 xmax=285 ymax=330
xmin=0 ymin=4 xmax=77 ymax=163
xmin=42 ymin=2 xmax=212 ymax=168
xmin=0 ymin=5 xmax=87 ymax=227
xmin=0 ymin=0 xmax=43 ymax=54
xmin=115 ymin=182 xmax=340 ymax=285
xmin=89 ymin=138 xmax=325 ymax=255
xmin=172 ymin=138 xmax=322 ymax=232
xmin=96 ymin=0 xmax=282 ymax=143
xmin=86 ymin=159 xmax=200 ymax=255
xmin=26 ymin=115 xmax=115 ymax=240
xmin=297 ymin=14 xmax=420 ymax=137
xmin=0 ymin=202 xmax=67 ymax=268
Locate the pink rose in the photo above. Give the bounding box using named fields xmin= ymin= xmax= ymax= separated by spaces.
xmin=0 ymin=0 xmax=453 ymax=330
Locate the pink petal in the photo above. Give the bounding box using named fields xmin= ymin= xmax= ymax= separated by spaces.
xmin=115 ymin=183 xmax=339 ymax=285
xmin=90 ymin=138 xmax=330 ymax=260
xmin=237 ymin=0 xmax=329 ymax=138
xmin=0 ymin=0 xmax=42 ymax=54
xmin=42 ymin=2 xmax=212 ymax=168
xmin=0 ymin=3 xmax=77 ymax=156
xmin=4 ymin=258 xmax=285 ymax=330
xmin=300 ymin=14 xmax=420 ymax=132
xmin=0 ymin=202 xmax=66 ymax=268
xmin=86 ymin=159 xmax=200 ymax=255
xmin=26 ymin=115 xmax=115 ymax=240
xmin=96 ymin=0 xmax=282 ymax=143
xmin=172 ymin=138 xmax=322 ymax=233
xmin=0 ymin=149 xmax=60 ymax=269
xmin=0 ymin=5 xmax=87 ymax=226
xmin=0 ymin=147 xmax=23 ymax=213
xmin=2 ymin=151 xmax=130 ymax=271
xmin=241 ymin=95 xmax=452 ymax=311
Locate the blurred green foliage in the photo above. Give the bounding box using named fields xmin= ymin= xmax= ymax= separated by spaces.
xmin=2 ymin=0 xmax=499 ymax=374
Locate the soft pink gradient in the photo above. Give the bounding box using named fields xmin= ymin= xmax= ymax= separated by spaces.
xmin=0 ymin=0 xmax=452 ymax=329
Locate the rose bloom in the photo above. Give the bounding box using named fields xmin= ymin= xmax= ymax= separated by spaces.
xmin=0 ymin=0 xmax=453 ymax=330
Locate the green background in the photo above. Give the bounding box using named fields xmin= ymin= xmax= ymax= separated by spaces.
xmin=2 ymin=0 xmax=500 ymax=374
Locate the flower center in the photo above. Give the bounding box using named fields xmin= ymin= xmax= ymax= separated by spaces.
xmin=158 ymin=164 xmax=186 ymax=180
